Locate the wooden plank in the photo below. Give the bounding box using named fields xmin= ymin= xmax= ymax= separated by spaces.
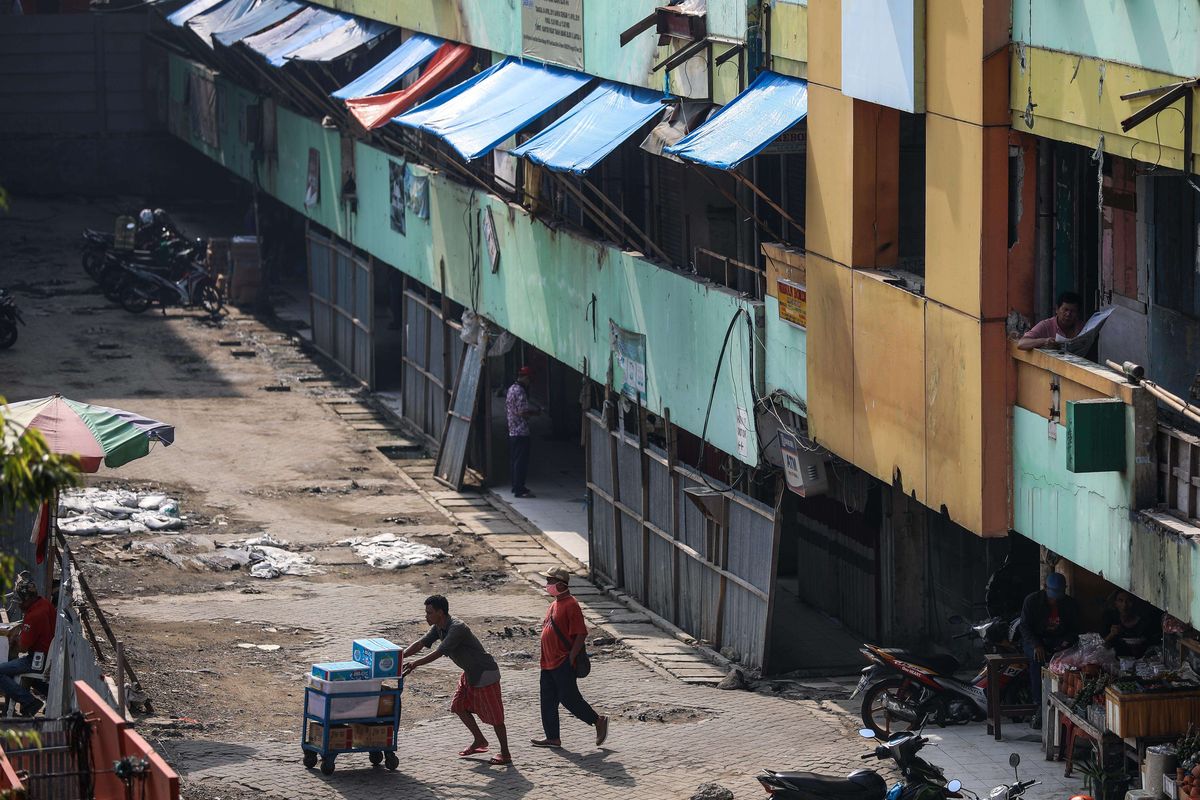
xmin=638 ymin=404 xmax=651 ymax=605
xmin=606 ymin=381 xmax=626 ymax=587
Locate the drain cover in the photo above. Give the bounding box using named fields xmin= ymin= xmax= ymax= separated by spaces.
xmin=376 ymin=442 xmax=424 ymax=460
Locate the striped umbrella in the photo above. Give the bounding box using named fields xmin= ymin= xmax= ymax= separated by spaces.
xmin=3 ymin=395 xmax=175 ymax=473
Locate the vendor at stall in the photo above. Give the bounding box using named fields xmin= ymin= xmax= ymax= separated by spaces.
xmin=1020 ymin=572 xmax=1080 ymax=728
xmin=1101 ymin=589 xmax=1161 ymax=658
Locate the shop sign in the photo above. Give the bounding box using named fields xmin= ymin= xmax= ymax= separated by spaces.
xmin=736 ymin=407 xmax=749 ymax=461
xmin=777 ymin=279 xmax=807 ymax=328
xmin=483 ymin=207 xmax=500 ymax=273
xmin=521 ymin=0 xmax=584 ymax=70
xmin=763 ymin=127 xmax=807 ymax=155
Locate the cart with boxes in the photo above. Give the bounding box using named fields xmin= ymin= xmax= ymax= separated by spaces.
xmin=301 ymin=638 xmax=404 ymax=775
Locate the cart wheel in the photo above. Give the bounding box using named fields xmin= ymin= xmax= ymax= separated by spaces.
xmin=384 ymin=753 xmax=399 ymax=771
xmin=303 ymin=751 xmax=318 ymax=769
xmin=369 ymin=751 xmax=384 ymax=766
xmin=320 ymin=757 xmax=335 ymax=775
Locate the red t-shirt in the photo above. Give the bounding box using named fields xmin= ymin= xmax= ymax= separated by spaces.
xmin=540 ymin=596 xmax=587 ymax=670
xmin=18 ymin=597 xmax=56 ymax=655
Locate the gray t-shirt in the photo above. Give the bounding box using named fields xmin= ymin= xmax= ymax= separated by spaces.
xmin=420 ymin=617 xmax=500 ymax=688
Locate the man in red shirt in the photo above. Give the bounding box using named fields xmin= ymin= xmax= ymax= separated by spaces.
xmin=531 ymin=567 xmax=609 ymax=749
xmin=2 ymin=575 xmax=56 ymax=716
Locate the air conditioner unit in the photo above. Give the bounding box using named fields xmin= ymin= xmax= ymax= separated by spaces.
xmin=779 ymin=431 xmax=829 ymax=497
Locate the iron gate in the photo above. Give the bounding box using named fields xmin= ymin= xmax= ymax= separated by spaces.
xmin=307 ymin=230 xmax=374 ymax=386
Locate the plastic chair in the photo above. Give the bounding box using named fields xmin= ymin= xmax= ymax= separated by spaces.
xmin=2 ymin=656 xmax=50 ymax=718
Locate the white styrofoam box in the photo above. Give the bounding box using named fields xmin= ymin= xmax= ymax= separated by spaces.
xmin=841 ymin=0 xmax=925 ymax=113
xmin=307 ymin=676 xmax=384 ymax=721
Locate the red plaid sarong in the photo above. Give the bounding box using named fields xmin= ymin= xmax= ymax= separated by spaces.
xmin=450 ymin=674 xmax=505 ymax=726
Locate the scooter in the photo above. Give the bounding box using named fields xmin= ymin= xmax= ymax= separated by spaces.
xmin=118 ymin=262 xmax=223 ymax=316
xmin=0 ymin=289 xmax=25 ymax=350
xmin=970 ymin=753 xmax=1043 ymax=800
xmin=853 ymin=638 xmax=1031 ymax=737
xmin=757 ymin=728 xmax=964 ymax=799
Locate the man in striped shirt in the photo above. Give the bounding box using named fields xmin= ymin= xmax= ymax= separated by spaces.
xmin=402 ymin=595 xmax=512 ymax=765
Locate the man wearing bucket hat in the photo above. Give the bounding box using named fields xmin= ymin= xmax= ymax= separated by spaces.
xmin=506 ymin=366 xmax=540 ymax=498
xmin=531 ymin=566 xmax=609 ymax=750
xmin=1019 ymin=572 xmax=1080 ymax=728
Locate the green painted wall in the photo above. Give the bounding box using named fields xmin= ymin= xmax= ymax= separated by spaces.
xmin=305 ymin=0 xmax=745 ymax=92
xmin=764 ymin=296 xmax=806 ymax=413
xmin=1011 ymin=405 xmax=1132 ymax=587
xmin=169 ymin=53 xmax=764 ymax=465
xmin=1013 ymin=0 xmax=1200 ymax=78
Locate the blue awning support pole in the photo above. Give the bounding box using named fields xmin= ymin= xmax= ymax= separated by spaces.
xmin=684 ymin=162 xmax=777 ymax=248
xmin=729 ymin=168 xmax=803 ymax=234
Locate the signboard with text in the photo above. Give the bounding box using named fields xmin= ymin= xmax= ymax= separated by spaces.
xmin=609 ymin=321 xmax=646 ymax=400
xmin=777 ymin=279 xmax=807 ymax=328
xmin=521 ymin=0 xmax=584 ymax=70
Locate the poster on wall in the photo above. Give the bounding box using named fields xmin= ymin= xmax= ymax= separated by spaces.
xmin=483 ymin=207 xmax=500 ymax=273
xmin=776 ymin=279 xmax=807 ymax=328
xmin=186 ymin=67 xmax=219 ymax=148
xmin=736 ymin=407 xmax=749 ymax=461
xmin=305 ymin=147 xmax=320 ymax=210
xmin=521 ymin=0 xmax=584 ymax=70
xmin=404 ymin=166 xmax=429 ymax=220
xmin=609 ymin=321 xmax=647 ymax=400
xmin=389 ymin=160 xmax=406 ymax=234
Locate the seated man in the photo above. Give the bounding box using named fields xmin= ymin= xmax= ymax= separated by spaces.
xmin=1 ymin=576 xmax=56 ymax=717
xmin=1018 ymin=291 xmax=1083 ymax=351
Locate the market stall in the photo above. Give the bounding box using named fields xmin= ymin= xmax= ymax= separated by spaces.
xmin=1042 ymin=620 xmax=1200 ymax=800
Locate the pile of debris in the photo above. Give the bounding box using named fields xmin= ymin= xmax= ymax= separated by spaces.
xmin=59 ymin=488 xmax=184 ymax=536
xmin=336 ymin=532 xmax=446 ymax=570
xmin=131 ymin=532 xmax=323 ymax=579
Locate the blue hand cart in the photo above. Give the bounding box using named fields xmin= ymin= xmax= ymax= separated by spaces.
xmin=301 ymin=678 xmax=404 ymax=775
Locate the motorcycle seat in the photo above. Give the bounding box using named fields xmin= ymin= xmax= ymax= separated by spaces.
xmin=768 ymin=769 xmax=887 ymax=800
xmin=897 ymin=651 xmax=960 ymax=675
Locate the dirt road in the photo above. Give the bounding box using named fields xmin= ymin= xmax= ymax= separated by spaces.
xmin=1 ymin=198 xmax=870 ymax=800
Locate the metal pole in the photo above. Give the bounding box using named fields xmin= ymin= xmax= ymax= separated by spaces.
xmin=116 ymin=641 xmax=127 ymax=718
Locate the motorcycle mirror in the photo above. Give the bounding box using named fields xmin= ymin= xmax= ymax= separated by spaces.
xmin=1008 ymin=754 xmax=1020 ymax=769
xmin=857 ymin=728 xmax=876 ymax=739
xmin=948 ymin=780 xmax=962 ymax=793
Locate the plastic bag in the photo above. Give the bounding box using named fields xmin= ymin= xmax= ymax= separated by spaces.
xmin=1048 ymin=632 xmax=1119 ymax=675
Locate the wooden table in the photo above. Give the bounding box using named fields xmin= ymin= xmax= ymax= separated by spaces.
xmin=1045 ymin=692 xmax=1123 ymax=777
xmin=986 ymin=653 xmax=1039 ymax=740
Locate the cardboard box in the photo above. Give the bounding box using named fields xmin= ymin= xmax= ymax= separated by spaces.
xmin=312 ymin=661 xmax=371 ymax=681
xmin=307 ymin=675 xmax=385 ymax=720
xmin=377 ymin=691 xmax=396 ymax=718
xmin=352 ymin=639 xmax=402 ymax=679
xmin=351 ymin=723 xmax=394 ymax=749
xmin=306 ymin=721 xmax=352 ymax=750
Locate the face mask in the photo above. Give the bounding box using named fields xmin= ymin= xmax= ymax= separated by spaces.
xmin=546 ymin=583 xmax=565 ymax=597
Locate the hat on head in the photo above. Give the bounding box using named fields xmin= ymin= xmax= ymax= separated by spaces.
xmin=539 ymin=566 xmax=572 ymax=584
xmin=518 ymin=366 xmax=534 ymax=378
xmin=1046 ymin=572 xmax=1066 ymax=599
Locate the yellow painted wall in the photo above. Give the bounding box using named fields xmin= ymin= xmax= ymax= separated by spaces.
xmin=1013 ymin=46 xmax=1200 ymax=173
xmin=769 ymin=0 xmax=808 ymax=71
xmin=808 ymin=0 xmax=840 ymax=89
xmin=924 ymin=116 xmax=1008 ymax=320
xmin=806 ymin=253 xmax=855 ymax=459
xmin=805 ymin=83 xmax=854 ymax=266
xmin=924 ymin=304 xmax=1008 ymax=535
xmin=852 ymin=272 xmax=927 ymax=501
xmin=925 ymin=0 xmax=1008 ymax=125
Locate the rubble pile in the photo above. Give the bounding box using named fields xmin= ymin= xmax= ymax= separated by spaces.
xmin=336 ymin=532 xmax=446 ymax=570
xmin=58 ymin=488 xmax=184 ymax=535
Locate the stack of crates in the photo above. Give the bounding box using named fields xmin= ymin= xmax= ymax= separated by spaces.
xmin=306 ymin=639 xmax=402 ymax=750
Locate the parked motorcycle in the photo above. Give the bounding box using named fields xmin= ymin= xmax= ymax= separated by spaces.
xmin=96 ymin=240 xmax=201 ymax=302
xmin=0 ymin=289 xmax=25 ymax=350
xmin=853 ymin=637 xmax=1031 ymax=737
xmin=758 ymin=728 xmax=963 ymax=799
xmin=978 ymin=753 xmax=1041 ymax=800
xmin=118 ymin=262 xmax=223 ymax=316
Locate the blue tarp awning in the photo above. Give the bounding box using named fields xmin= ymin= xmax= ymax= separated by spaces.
xmin=243 ymin=7 xmax=348 ymax=67
xmin=332 ymin=34 xmax=441 ymax=100
xmin=186 ymin=0 xmax=257 ymax=47
xmin=663 ymin=71 xmax=809 ymax=170
xmin=285 ymin=17 xmax=391 ymax=62
xmin=393 ymin=57 xmax=592 ymax=162
xmin=213 ymin=0 xmax=303 ymax=47
xmin=510 ymin=83 xmax=665 ymax=175
xmin=167 ymin=0 xmax=226 ymax=27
